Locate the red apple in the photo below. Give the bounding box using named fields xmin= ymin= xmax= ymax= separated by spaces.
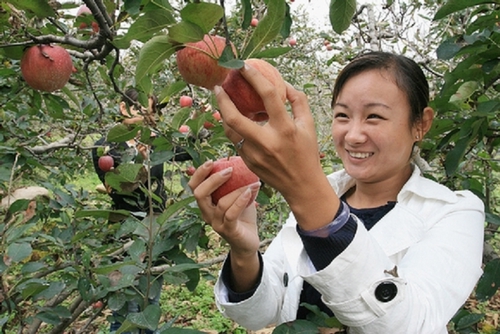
xmin=21 ymin=45 xmax=74 ymax=92
xmin=212 ymin=111 xmax=221 ymax=121
xmin=76 ymin=5 xmax=99 ymax=33
xmin=179 ymin=95 xmax=193 ymax=108
xmin=250 ymin=18 xmax=259 ymax=27
xmin=186 ymin=166 xmax=196 ymax=176
xmin=176 ymin=34 xmax=236 ymax=90
xmin=221 ymin=58 xmax=286 ymax=122
xmin=289 ymin=38 xmax=297 ymax=46
xmin=326 ymin=45 xmax=333 ymax=51
xmin=208 ymin=156 xmax=260 ymax=207
xmin=98 ymin=155 xmax=114 ymax=172
xmin=179 ymin=125 xmax=190 ymax=134
xmin=92 ymin=300 xmax=104 ymax=309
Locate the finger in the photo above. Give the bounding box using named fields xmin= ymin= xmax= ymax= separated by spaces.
xmin=187 ymin=160 xmax=213 ymax=192
xmin=238 ymin=62 xmax=291 ymax=127
xmin=213 ymin=182 xmax=260 ymax=225
xmin=285 ymin=82 xmax=315 ymax=127
xmin=214 ymin=85 xmax=261 ymax=142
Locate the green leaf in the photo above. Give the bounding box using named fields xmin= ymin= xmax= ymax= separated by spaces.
xmin=329 ymin=0 xmax=357 ymax=34
xmin=272 ymin=319 xmax=320 ymax=333
xmin=475 ymin=258 xmax=500 ymax=301
xmin=157 ymin=196 xmax=195 ymax=225
xmin=113 ymin=8 xmax=176 ymax=49
xmin=77 ymin=277 xmax=94 ymax=302
xmin=5 ymin=0 xmax=55 ymax=17
xmin=136 ymin=35 xmax=177 ymax=86
xmin=126 ymin=304 xmax=161 ymax=330
xmin=7 ymin=242 xmax=32 ymax=262
xmin=158 ymin=81 xmax=188 ymax=105
xmin=106 ymin=123 xmax=140 ymax=143
xmin=436 ymin=39 xmax=462 ymax=60
xmin=180 ymin=3 xmax=224 ymax=33
xmin=7 ymin=198 xmax=30 ymax=213
xmin=241 ymin=0 xmax=287 ymax=59
xmin=168 ymin=21 xmax=205 ymax=45
xmin=455 ymin=312 xmax=485 ymax=330
xmin=434 ymin=0 xmax=494 ymax=21
xmin=241 ymin=0 xmax=252 ymax=29
xmin=252 ymin=46 xmax=292 ymax=58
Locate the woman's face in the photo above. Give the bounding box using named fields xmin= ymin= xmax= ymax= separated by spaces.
xmin=331 ymin=69 xmax=419 ymax=184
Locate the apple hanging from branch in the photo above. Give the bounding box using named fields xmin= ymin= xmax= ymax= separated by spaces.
xmin=176 ymin=34 xmax=237 ymax=90
xmin=20 ymin=45 xmax=74 ymax=92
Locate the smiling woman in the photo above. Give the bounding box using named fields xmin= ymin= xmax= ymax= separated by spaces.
xmin=187 ymin=51 xmax=485 ymax=333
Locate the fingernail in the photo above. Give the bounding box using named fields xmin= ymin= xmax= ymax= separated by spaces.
xmin=243 ymin=63 xmax=251 ymax=71
xmin=249 ymin=181 xmax=261 ymax=191
xmin=241 ymin=187 xmax=252 ymax=200
xmin=213 ymin=85 xmax=222 ymax=95
xmin=219 ymin=167 xmax=233 ymax=176
xmin=203 ymin=159 xmax=213 ymax=168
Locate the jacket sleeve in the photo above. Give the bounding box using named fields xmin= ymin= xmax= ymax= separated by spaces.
xmin=214 ymin=225 xmax=302 ymax=331
xmin=301 ymin=191 xmax=484 ymax=334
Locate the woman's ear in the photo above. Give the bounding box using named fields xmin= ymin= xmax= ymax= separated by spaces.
xmin=415 ymin=107 xmax=435 ymax=139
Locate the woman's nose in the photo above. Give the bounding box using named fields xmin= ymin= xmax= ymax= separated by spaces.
xmin=345 ymin=122 xmax=367 ymax=144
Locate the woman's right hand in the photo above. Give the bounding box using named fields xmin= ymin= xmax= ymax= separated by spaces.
xmin=187 ymin=160 xmax=261 ymax=258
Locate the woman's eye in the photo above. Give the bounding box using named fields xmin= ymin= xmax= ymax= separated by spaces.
xmin=334 ymin=112 xmax=348 ymax=118
xmin=367 ymin=114 xmax=382 ymax=119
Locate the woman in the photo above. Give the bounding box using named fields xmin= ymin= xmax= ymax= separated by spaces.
xmin=188 ymin=52 xmax=485 ymax=333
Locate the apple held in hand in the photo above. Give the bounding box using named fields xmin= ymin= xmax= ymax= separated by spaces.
xmin=21 ymin=45 xmax=74 ymax=92
xmin=176 ymin=34 xmax=236 ymax=90
xmin=98 ymin=155 xmax=114 ymax=172
xmin=221 ymin=58 xmax=286 ymax=122
xmin=208 ymin=156 xmax=260 ymax=207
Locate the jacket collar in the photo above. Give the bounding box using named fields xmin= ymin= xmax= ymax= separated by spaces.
xmin=327 ymin=165 xmax=458 ymax=204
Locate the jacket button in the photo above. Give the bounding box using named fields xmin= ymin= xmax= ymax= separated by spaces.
xmin=375 ymin=281 xmax=397 ymax=302
xmin=283 ymin=272 xmax=289 ymax=287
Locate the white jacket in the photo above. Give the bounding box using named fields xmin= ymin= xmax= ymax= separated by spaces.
xmin=214 ymin=166 xmax=485 ymax=334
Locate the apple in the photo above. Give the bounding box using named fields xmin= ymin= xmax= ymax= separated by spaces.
xmin=92 ymin=300 xmax=104 ymax=309
xmin=98 ymin=155 xmax=114 ymax=172
xmin=176 ymin=34 xmax=236 ymax=90
xmin=208 ymin=156 xmax=260 ymax=207
xmin=323 ymin=40 xmax=331 ymax=46
xmin=180 ymin=95 xmax=193 ymax=108
xmin=212 ymin=111 xmax=222 ymax=122
xmin=250 ymin=18 xmax=259 ymax=27
xmin=326 ymin=45 xmax=333 ymax=51
xmin=21 ymin=45 xmax=74 ymax=92
xmin=221 ymin=58 xmax=286 ymax=122
xmin=289 ymin=38 xmax=297 ymax=46
xmin=76 ymin=5 xmax=99 ymax=33
xmin=179 ymin=125 xmax=190 ymax=134
xmin=186 ymin=166 xmax=196 ymax=176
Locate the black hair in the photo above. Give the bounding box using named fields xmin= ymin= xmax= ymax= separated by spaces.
xmin=331 ymin=51 xmax=429 ymax=126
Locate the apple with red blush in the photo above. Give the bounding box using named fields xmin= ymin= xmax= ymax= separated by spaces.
xmin=208 ymin=156 xmax=260 ymax=207
xmin=98 ymin=155 xmax=114 ymax=172
xmin=221 ymin=58 xmax=286 ymax=122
